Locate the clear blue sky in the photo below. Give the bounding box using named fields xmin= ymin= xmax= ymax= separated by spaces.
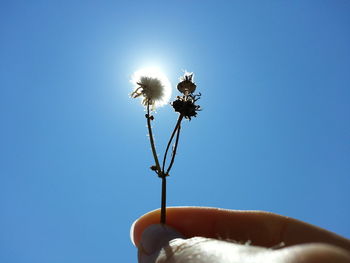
xmin=1 ymin=1 xmax=349 ymax=262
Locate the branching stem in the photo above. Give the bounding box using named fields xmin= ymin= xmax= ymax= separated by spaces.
xmin=146 ymin=101 xmax=185 ymax=224
xmin=162 ymin=115 xmax=184 ymax=174
xmin=159 ymin=114 xmax=184 ymax=224
xmin=166 ymin=123 xmax=181 ymax=175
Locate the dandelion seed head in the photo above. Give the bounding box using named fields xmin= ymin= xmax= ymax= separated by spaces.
xmin=131 ymin=67 xmax=172 ymax=109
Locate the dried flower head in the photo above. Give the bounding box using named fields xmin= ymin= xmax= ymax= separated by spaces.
xmin=172 ymin=93 xmax=201 ymax=120
xmin=131 ymin=68 xmax=172 ymax=109
xmin=172 ymin=72 xmax=201 ymax=120
xmin=177 ymin=72 xmax=196 ymax=95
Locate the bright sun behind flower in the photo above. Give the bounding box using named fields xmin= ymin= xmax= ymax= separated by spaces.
xmin=131 ymin=67 xmax=172 ymax=109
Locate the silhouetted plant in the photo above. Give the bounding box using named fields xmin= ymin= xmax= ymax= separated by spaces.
xmin=131 ymin=69 xmax=201 ymax=224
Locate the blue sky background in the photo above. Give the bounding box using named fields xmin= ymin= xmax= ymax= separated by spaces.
xmin=1 ymin=1 xmax=349 ymax=262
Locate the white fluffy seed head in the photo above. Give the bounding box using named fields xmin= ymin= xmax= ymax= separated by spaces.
xmin=131 ymin=68 xmax=172 ymax=109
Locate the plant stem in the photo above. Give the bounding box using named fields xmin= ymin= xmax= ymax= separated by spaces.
xmin=160 ymin=176 xmax=166 ymax=224
xmin=162 ymin=115 xmax=184 ymax=174
xmin=159 ymin=114 xmax=183 ymax=224
xmin=146 ymin=103 xmax=161 ymax=174
xmin=166 ymin=123 xmax=181 ymax=175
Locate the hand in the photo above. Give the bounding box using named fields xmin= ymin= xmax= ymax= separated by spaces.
xmin=131 ymin=207 xmax=350 ymax=263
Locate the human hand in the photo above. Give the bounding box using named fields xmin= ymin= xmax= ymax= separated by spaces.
xmin=131 ymin=207 xmax=350 ymax=263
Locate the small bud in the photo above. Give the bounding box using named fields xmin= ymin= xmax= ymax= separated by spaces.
xmin=145 ymin=114 xmax=154 ymax=120
xmin=177 ymin=73 xmax=196 ymax=95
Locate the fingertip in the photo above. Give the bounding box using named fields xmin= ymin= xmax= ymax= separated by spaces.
xmin=130 ymin=219 xmax=137 ymax=246
xmin=138 ymin=224 xmax=184 ymax=258
xmin=130 ymin=208 xmax=162 ymax=247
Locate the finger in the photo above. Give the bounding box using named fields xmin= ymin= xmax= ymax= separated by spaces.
xmin=274 ymin=243 xmax=350 ymax=263
xmin=138 ymin=224 xmax=271 ymax=263
xmin=131 ymin=207 xmax=350 ymax=251
xmin=137 ymin=224 xmax=184 ymax=263
xmin=138 ymin=226 xmax=349 ymax=263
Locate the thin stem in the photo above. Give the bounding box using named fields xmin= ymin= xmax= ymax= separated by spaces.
xmin=166 ymin=123 xmax=181 ymax=175
xmin=146 ymin=103 xmax=161 ymax=174
xmin=160 ymin=176 xmax=166 ymax=224
xmin=161 ymin=114 xmax=184 ymax=174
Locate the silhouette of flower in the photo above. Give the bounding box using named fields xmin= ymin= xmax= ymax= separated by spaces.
xmin=131 ymin=68 xmax=171 ymax=109
xmin=172 ymin=93 xmax=201 ymax=120
xmin=177 ymin=72 xmax=196 ymax=95
xmin=172 ymin=72 xmax=201 ymax=120
xmin=130 ymin=68 xmax=201 ymax=224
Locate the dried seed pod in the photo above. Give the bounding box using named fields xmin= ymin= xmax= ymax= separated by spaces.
xmin=177 ymin=73 xmax=196 ymax=95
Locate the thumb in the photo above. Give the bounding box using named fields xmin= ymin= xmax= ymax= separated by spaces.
xmin=138 ymin=224 xmax=184 ymax=263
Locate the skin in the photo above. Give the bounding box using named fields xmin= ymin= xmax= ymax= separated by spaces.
xmin=131 ymin=207 xmax=350 ymax=263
